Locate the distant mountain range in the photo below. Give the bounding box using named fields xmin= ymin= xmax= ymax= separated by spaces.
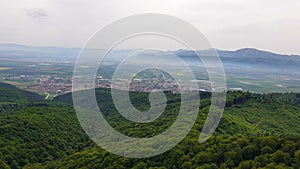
xmin=175 ymin=48 xmax=300 ymax=72
xmin=0 ymin=43 xmax=80 ymax=60
xmin=0 ymin=43 xmax=299 ymax=61
xmin=1 ymin=43 xmax=299 ymax=93
xmin=0 ymin=43 xmax=299 ymax=58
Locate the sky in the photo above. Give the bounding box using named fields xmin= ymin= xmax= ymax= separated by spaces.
xmin=1 ymin=0 xmax=300 ymax=54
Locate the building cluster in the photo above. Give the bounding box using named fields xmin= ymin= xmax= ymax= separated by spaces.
xmin=104 ymin=78 xmax=212 ymax=93
xmin=28 ymin=75 xmax=73 ymax=94
xmin=1 ymin=74 xmax=213 ymax=95
xmin=1 ymin=75 xmax=35 ymax=81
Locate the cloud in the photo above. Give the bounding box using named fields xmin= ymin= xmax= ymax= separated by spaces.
xmin=0 ymin=0 xmax=299 ymax=54
xmin=26 ymin=8 xmax=49 ymax=20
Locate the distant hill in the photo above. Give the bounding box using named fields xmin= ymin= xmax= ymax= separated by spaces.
xmin=1 ymin=43 xmax=299 ymax=65
xmin=175 ymin=48 xmax=300 ymax=74
xmin=0 ymin=43 xmax=80 ymax=62
xmin=217 ymin=48 xmax=300 ymax=71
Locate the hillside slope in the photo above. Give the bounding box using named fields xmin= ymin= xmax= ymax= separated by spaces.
xmin=0 ymin=82 xmax=43 ymax=103
xmin=0 ymin=84 xmax=300 ymax=168
xmin=0 ymin=103 xmax=92 ymax=168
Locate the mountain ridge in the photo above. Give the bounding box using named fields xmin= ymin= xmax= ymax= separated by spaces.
xmin=1 ymin=43 xmax=299 ymax=57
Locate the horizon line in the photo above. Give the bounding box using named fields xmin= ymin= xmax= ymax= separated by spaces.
xmin=0 ymin=43 xmax=299 ymax=56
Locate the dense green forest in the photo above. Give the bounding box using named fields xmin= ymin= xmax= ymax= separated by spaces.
xmin=0 ymin=82 xmax=300 ymax=169
xmin=0 ymin=83 xmax=43 ymax=113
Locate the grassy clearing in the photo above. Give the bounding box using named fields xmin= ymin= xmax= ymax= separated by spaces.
xmin=44 ymin=93 xmax=58 ymax=100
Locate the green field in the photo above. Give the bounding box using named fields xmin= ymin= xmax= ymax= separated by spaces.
xmin=0 ymin=67 xmax=11 ymax=71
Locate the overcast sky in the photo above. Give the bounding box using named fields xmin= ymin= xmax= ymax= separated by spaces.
xmin=1 ymin=0 xmax=300 ymax=54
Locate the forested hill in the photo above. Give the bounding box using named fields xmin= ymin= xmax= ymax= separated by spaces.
xmin=0 ymin=82 xmax=43 ymax=103
xmin=0 ymin=83 xmax=92 ymax=169
xmin=0 ymin=82 xmax=43 ymax=113
xmin=54 ymin=89 xmax=300 ymax=136
xmin=0 ymin=84 xmax=300 ymax=168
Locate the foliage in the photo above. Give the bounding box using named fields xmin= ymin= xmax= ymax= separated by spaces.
xmin=24 ymin=136 xmax=300 ymax=169
xmin=0 ymin=83 xmax=300 ymax=168
xmin=0 ymin=103 xmax=91 ymax=169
